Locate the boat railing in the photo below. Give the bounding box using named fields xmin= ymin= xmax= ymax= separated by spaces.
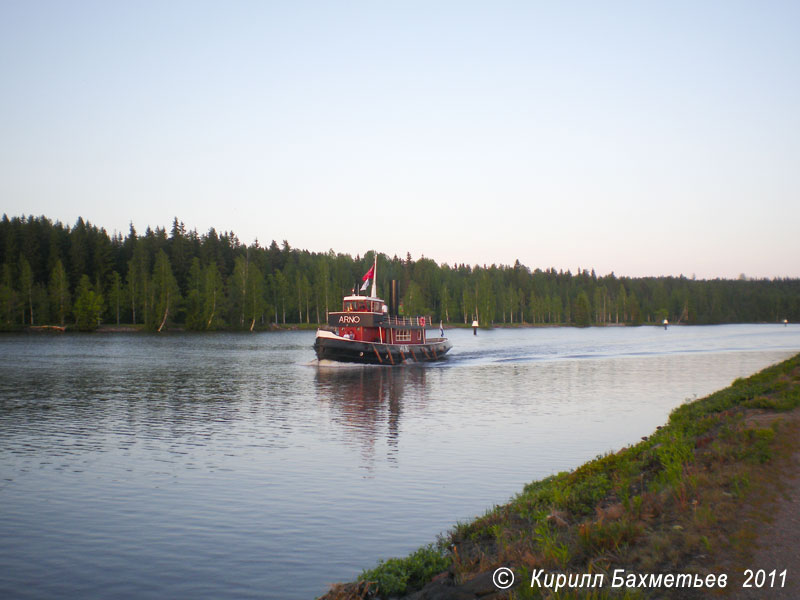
xmin=382 ymin=315 xmax=434 ymax=328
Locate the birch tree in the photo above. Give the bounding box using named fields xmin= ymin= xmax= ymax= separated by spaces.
xmin=49 ymin=259 xmax=71 ymax=326
xmin=150 ymin=250 xmax=180 ymax=332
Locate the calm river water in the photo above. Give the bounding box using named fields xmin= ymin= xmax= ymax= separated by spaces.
xmin=1 ymin=324 xmax=799 ymax=599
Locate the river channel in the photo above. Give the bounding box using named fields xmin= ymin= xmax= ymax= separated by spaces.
xmin=1 ymin=324 xmax=799 ymax=599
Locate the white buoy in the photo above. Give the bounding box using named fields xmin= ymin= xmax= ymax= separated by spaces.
xmin=472 ymin=320 xmax=479 ymax=335
xmin=785 ymin=319 xmax=789 ymax=326
xmin=663 ymin=319 xmax=669 ymax=330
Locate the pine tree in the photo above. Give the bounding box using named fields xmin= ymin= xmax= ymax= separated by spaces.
xmin=184 ymin=258 xmax=204 ymax=330
xmin=107 ymin=271 xmax=122 ymax=325
xmin=0 ymin=263 xmax=19 ymax=328
xmin=574 ymin=290 xmax=592 ymax=327
xmin=439 ymin=283 xmax=451 ymax=323
xmin=274 ymin=270 xmax=289 ymax=324
xmin=74 ymin=275 xmax=104 ymax=331
xmin=127 ymin=244 xmax=149 ymax=325
xmin=628 ymin=291 xmax=642 ymax=325
xmin=617 ymin=284 xmax=628 ymax=323
xmin=19 ymin=256 xmax=34 ymax=325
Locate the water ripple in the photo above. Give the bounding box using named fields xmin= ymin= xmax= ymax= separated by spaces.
xmin=1 ymin=326 xmax=799 ymax=599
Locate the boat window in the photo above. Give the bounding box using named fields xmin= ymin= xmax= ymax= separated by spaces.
xmin=396 ymin=330 xmax=411 ymax=342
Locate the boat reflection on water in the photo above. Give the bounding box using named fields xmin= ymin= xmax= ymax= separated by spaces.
xmin=314 ymin=366 xmax=430 ymax=465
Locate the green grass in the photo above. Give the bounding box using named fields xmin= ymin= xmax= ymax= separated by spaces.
xmin=357 ymin=543 xmax=450 ymax=598
xmin=321 ymin=353 xmax=800 ymax=600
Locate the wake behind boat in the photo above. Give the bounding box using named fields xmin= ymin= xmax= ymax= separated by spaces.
xmin=313 ymin=259 xmax=452 ymax=365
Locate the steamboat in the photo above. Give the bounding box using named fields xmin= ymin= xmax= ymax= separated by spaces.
xmin=313 ymin=261 xmax=452 ymax=365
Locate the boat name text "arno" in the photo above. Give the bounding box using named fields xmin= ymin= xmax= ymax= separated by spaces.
xmin=338 ymin=315 xmax=361 ymax=324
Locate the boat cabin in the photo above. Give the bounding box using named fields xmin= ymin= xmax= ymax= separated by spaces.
xmin=343 ymin=297 xmax=383 ymax=313
xmin=327 ymin=295 xmax=427 ymax=345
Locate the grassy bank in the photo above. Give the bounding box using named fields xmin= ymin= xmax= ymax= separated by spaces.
xmin=321 ymin=353 xmax=800 ymax=599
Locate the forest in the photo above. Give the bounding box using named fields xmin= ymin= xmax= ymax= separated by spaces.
xmin=1 ymin=215 xmax=798 ymax=331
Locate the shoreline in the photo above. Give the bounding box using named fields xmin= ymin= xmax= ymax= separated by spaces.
xmin=320 ymin=353 xmax=800 ymax=599
xmin=3 ymin=321 xmax=792 ymax=335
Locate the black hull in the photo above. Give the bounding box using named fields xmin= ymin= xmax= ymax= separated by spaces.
xmin=314 ymin=334 xmax=452 ymax=365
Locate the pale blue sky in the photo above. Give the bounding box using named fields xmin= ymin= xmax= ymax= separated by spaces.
xmin=2 ymin=1 xmax=798 ymax=278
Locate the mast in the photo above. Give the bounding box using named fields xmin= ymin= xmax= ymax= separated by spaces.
xmin=370 ymin=252 xmax=377 ymax=299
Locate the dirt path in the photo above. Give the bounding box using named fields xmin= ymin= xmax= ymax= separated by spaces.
xmin=736 ymin=445 xmax=800 ymax=599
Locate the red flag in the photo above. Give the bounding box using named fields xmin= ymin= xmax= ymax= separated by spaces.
xmin=360 ymin=265 xmax=375 ymax=291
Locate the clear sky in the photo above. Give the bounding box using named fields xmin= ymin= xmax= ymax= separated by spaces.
xmin=1 ymin=1 xmax=798 ymax=279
